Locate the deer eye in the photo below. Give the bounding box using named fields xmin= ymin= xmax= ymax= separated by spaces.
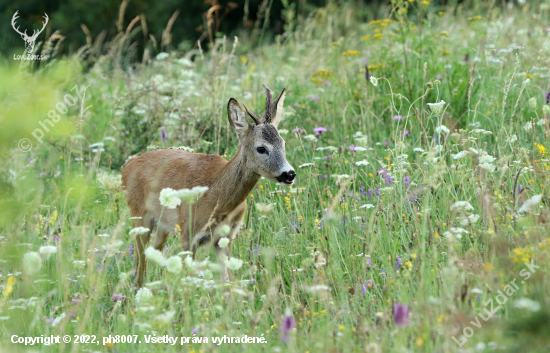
xmin=256 ymin=147 xmax=267 ymax=154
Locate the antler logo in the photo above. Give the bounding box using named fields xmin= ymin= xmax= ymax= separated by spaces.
xmin=11 ymin=11 xmax=49 ymax=54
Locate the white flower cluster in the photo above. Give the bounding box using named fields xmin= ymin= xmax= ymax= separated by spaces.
xmin=144 ymin=246 xmax=182 ymax=273
xmin=159 ymin=186 xmax=209 ymax=209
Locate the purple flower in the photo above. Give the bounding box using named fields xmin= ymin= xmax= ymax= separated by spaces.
xmin=393 ymin=303 xmax=410 ymax=326
xmin=45 ymin=318 xmax=55 ymax=324
xmin=111 ymin=294 xmax=125 ymax=301
xmin=518 ymin=184 xmax=524 ymax=195
xmin=313 ymin=127 xmax=327 ymax=138
xmin=546 ymin=91 xmax=550 ymax=104
xmin=384 ymin=141 xmax=389 ymax=147
xmin=191 ymin=328 xmax=198 ymax=335
xmin=404 ymin=176 xmax=410 ymax=189
xmin=160 ymin=127 xmax=167 ymax=141
xmin=360 ymin=280 xmax=373 ymax=295
xmin=402 ymin=130 xmax=410 ymax=137
xmin=393 ymin=115 xmax=402 ymax=121
xmin=307 ymin=95 xmax=319 ymax=103
xmin=69 ymin=312 xmax=76 ymax=318
xmin=27 ymin=158 xmax=33 ymax=163
xmin=250 ymin=278 xmax=256 ymax=284
xmin=360 ymin=185 xmax=366 ymax=197
xmin=55 ymin=235 xmax=60 ymax=244
xmin=39 ymin=172 xmax=46 ymax=177
xmin=322 ymin=81 xmax=332 ymax=87
xmin=385 ymin=174 xmax=393 ymax=185
xmin=129 ymin=245 xmax=134 ymax=261
xmin=72 ymin=298 xmax=81 ymax=303
xmin=280 ymin=309 xmax=296 ymax=343
xmin=367 ymin=188 xmax=372 ymax=200
xmin=292 ymin=128 xmax=305 ymax=134
xmin=349 ymin=144 xmax=355 ymax=151
xmin=396 ymin=256 xmax=402 ymax=270
xmin=375 ymin=186 xmax=380 ymax=196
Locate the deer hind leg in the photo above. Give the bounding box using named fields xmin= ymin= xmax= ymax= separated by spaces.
xmin=152 ymin=228 xmax=170 ymax=252
xmin=191 ymin=232 xmax=212 ymax=260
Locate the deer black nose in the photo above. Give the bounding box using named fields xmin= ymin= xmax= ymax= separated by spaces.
xmin=277 ymin=170 xmax=296 ymax=184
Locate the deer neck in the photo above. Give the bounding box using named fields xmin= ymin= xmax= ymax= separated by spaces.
xmin=212 ymin=146 xmax=260 ymax=213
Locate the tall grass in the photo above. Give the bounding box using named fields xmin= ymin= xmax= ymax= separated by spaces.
xmin=1 ymin=1 xmax=550 ymax=352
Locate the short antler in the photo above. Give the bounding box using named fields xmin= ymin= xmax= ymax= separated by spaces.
xmin=242 ymin=103 xmax=261 ymax=125
xmin=262 ymin=83 xmax=273 ymax=124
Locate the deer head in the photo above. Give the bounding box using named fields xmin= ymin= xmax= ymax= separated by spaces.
xmin=227 ymin=83 xmax=296 ymax=185
xmin=11 ymin=11 xmax=49 ymax=54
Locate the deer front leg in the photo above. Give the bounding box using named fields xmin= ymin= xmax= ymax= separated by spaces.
xmin=135 ymin=229 xmax=151 ymax=288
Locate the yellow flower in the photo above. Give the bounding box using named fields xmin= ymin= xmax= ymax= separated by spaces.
xmin=312 ymin=69 xmax=334 ymax=78
xmin=421 ymin=0 xmax=430 ymax=4
xmin=442 ymin=49 xmax=450 ymax=55
xmin=362 ymin=35 xmax=371 ymax=40
xmin=339 ymin=325 xmax=344 ymax=330
xmin=526 ymin=73 xmax=534 ymax=79
xmin=240 ymin=55 xmax=248 ymax=64
xmin=416 ymin=337 xmax=424 ymax=346
xmin=373 ymin=33 xmax=383 ymax=39
xmin=342 ymin=50 xmax=361 ymax=56
xmin=440 ymin=31 xmax=449 ymax=36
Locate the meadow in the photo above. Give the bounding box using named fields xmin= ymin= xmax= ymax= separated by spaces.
xmin=1 ymin=0 xmax=550 ymax=352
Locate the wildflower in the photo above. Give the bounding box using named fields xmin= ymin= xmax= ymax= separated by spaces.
xmin=342 ymin=50 xmax=361 ymax=56
xmin=292 ymin=128 xmax=306 ymax=134
xmin=175 ymin=186 xmax=209 ymax=204
xmin=135 ymin=287 xmax=153 ymax=304
xmin=524 ymin=121 xmax=533 ymax=132
xmin=39 ymin=245 xmax=57 ymax=258
xmin=144 ymin=247 xmax=167 ymax=266
xmin=159 ymin=188 xmax=181 ymax=209
xmin=313 ymin=127 xmax=327 ymax=137
xmin=367 ymin=188 xmax=372 ymax=200
xmin=359 ymin=204 xmax=375 ymax=209
xmin=385 ymin=174 xmax=393 ymax=184
xmin=23 ymin=252 xmax=42 ymax=275
xmin=129 ymin=227 xmax=150 ymax=236
xmin=396 ymin=256 xmax=402 ymax=270
xmin=156 ymin=310 xmax=176 ymax=324
xmin=434 ymin=125 xmax=450 ymax=134
xmin=356 ymin=160 xmax=369 ymax=166
xmin=166 ymin=256 xmax=182 ymax=273
xmin=452 ymin=151 xmax=469 ymax=159
xmin=404 ymin=176 xmax=410 ymax=189
xmin=402 ymin=130 xmax=410 ymax=137
xmin=256 ymin=203 xmax=275 ymax=214
xmin=370 ymin=76 xmax=378 ymax=86
xmin=97 ymin=173 xmax=122 ymax=190
xmin=218 ymin=237 xmax=230 ymax=248
xmin=111 ymin=294 xmax=125 ymax=301
xmin=156 ymin=52 xmax=169 ymax=60
xmin=360 ymin=185 xmax=366 ymax=197
xmin=217 ymin=224 xmax=231 ymax=237
xmin=394 ymin=115 xmax=403 ymax=121
xmin=514 ymin=298 xmax=541 ymax=312
xmin=427 ymin=100 xmax=446 ymax=116
xmin=280 ymin=308 xmax=296 ymax=343
xmin=450 ymin=201 xmax=474 ymax=212
xmin=307 ymin=95 xmax=319 ymax=103
xmin=528 ymin=97 xmax=537 ymax=110
xmin=546 ymin=92 xmax=550 ymax=104
xmin=479 ymin=155 xmax=496 ymax=164
xmin=225 ymin=257 xmax=244 ymax=271
xmin=393 ymin=303 xmax=410 ymax=326
xmin=518 ymin=194 xmax=542 ymax=213
xmin=375 ymin=186 xmax=380 ymax=196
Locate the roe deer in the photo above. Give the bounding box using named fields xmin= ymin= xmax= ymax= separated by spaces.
xmin=121 ymin=84 xmax=295 ymax=287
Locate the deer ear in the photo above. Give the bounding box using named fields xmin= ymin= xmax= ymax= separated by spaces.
xmin=270 ymin=88 xmax=286 ymax=127
xmin=227 ymin=98 xmax=250 ymax=139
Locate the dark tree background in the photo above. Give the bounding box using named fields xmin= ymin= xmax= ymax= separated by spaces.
xmin=0 ymin=0 xmax=338 ymax=58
